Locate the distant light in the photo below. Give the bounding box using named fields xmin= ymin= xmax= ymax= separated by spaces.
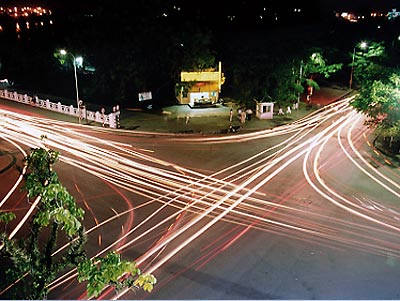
xmin=360 ymin=41 xmax=367 ymax=49
xmin=60 ymin=49 xmax=67 ymax=55
xmin=75 ymin=56 xmax=83 ymax=68
xmin=377 ymin=25 xmax=381 ymax=29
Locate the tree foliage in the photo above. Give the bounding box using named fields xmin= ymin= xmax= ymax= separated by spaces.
xmin=224 ymin=46 xmax=342 ymax=108
xmin=77 ymin=251 xmax=157 ymax=298
xmin=350 ymin=42 xmax=400 ymax=154
xmin=301 ymin=50 xmax=343 ymax=92
xmin=0 ymin=212 xmax=16 ymax=226
xmin=0 ymin=146 xmax=156 ymax=299
xmin=0 ymin=146 xmax=86 ymax=299
xmin=351 ymin=41 xmax=387 ymax=87
xmin=266 ymin=61 xmax=300 ymax=107
xmin=263 ymin=50 xmax=342 ymax=107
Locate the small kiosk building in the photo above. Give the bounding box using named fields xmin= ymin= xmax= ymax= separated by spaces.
xmin=256 ymin=102 xmax=274 ymax=119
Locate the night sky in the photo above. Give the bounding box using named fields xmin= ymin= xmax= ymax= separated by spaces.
xmin=324 ymin=0 xmax=400 ymax=10
xmin=2 ymin=0 xmax=400 ymax=11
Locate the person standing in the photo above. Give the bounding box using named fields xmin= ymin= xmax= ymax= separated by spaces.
xmin=246 ymin=108 xmax=253 ymax=121
xmin=229 ymin=108 xmax=233 ymax=122
xmin=240 ymin=110 xmax=246 ymax=124
xmin=237 ymin=107 xmax=242 ymax=120
xmin=101 ymin=107 xmax=106 ymax=127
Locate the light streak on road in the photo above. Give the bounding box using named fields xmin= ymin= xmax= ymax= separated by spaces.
xmin=8 ymin=196 xmax=41 ymax=239
xmin=303 ymin=111 xmax=400 ymax=233
xmin=1 ymin=95 xmax=400 ymax=300
xmin=0 ymin=134 xmax=27 ymax=207
xmin=346 ymin=118 xmax=400 ymax=195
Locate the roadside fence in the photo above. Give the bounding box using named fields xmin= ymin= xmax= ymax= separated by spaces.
xmin=0 ymin=89 xmax=120 ymax=128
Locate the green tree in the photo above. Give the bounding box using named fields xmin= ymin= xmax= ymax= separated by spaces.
xmin=265 ymin=61 xmax=301 ymax=108
xmin=350 ymin=41 xmax=388 ymax=116
xmin=352 ymin=71 xmax=400 ymax=153
xmin=350 ymin=41 xmax=400 ymax=153
xmin=301 ymin=50 xmax=343 ymax=95
xmin=0 ymin=146 xmax=86 ymax=299
xmin=0 ymin=145 xmax=156 ymax=299
xmin=78 ymin=251 xmax=156 ymax=298
xmin=259 ymin=51 xmax=342 ymax=109
xmin=351 ymin=41 xmax=387 ymax=87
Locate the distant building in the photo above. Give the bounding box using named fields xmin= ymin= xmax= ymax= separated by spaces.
xmin=0 ymin=6 xmax=52 ymax=18
xmin=336 ymin=12 xmax=364 ymax=22
xmin=177 ymin=61 xmax=225 ymax=107
xmin=336 ymin=8 xmax=399 ymax=22
xmin=388 ymin=9 xmax=400 ymax=20
xmin=0 ymin=5 xmax=53 ymax=34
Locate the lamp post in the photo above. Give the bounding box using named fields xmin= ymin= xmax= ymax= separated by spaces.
xmin=349 ymin=41 xmax=367 ymax=90
xmin=60 ymin=49 xmax=82 ymax=122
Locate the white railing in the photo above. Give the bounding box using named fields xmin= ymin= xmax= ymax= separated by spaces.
xmin=0 ymin=89 xmax=119 ymax=128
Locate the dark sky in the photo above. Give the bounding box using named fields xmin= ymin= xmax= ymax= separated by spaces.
xmin=2 ymin=0 xmax=400 ymax=13
xmin=323 ymin=0 xmax=400 ymax=10
xmin=3 ymin=0 xmax=400 ymax=8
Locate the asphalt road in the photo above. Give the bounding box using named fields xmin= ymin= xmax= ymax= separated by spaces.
xmin=1 ymin=96 xmax=400 ymax=300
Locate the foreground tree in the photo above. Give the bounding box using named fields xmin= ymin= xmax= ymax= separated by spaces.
xmin=0 ymin=144 xmax=156 ymax=299
xmin=350 ymin=41 xmax=400 ymax=154
xmin=352 ymin=72 xmax=400 ymax=153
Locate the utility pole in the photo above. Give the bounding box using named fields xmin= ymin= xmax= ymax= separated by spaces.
xmin=297 ymin=60 xmax=303 ymax=103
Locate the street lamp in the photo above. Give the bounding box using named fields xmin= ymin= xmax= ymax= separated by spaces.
xmin=349 ymin=41 xmax=367 ymax=90
xmin=60 ymin=49 xmax=83 ymax=122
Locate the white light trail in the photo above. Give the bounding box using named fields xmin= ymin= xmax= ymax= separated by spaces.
xmin=2 ymin=96 xmax=400 ymax=300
